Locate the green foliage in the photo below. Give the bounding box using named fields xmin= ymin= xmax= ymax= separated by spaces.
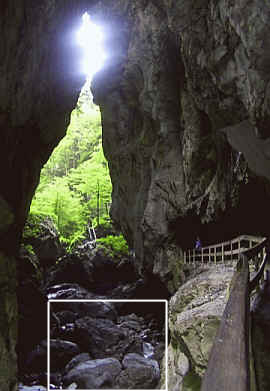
xmin=22 ymin=212 xmax=46 ymax=241
xmin=24 ymin=244 xmax=35 ymax=255
xmin=30 ymin=84 xmax=112 ymax=244
xmin=96 ymin=235 xmax=129 ymax=259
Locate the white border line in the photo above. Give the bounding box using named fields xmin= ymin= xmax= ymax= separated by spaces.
xmin=48 ymin=299 xmax=168 ymax=391
xmin=47 ymin=300 xmax=50 ymax=390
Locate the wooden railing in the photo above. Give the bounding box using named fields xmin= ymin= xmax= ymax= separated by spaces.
xmin=184 ymin=235 xmax=265 ymax=265
xmin=201 ymin=238 xmax=269 ymax=391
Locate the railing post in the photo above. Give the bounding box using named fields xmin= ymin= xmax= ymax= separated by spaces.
xmin=201 ymin=247 xmax=203 ymax=265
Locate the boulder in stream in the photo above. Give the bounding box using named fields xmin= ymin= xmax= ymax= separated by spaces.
xmin=63 ymin=358 xmax=122 ymax=389
xmin=115 ymin=353 xmax=160 ymax=389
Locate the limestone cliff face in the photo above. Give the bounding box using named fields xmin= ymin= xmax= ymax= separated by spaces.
xmin=92 ymin=0 xmax=270 ymax=292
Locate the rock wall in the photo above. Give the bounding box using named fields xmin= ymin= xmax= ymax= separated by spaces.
xmin=91 ymin=0 xmax=270 ymax=291
xmin=164 ymin=265 xmax=233 ymax=390
xmin=0 ymin=1 xmax=92 ymax=389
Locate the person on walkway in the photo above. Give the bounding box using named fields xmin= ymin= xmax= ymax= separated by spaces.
xmin=195 ymin=237 xmax=202 ymax=250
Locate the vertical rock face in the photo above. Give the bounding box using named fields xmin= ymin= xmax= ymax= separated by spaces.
xmin=92 ymin=0 xmax=185 ymax=282
xmin=0 ymin=1 xmax=91 ymax=389
xmin=92 ymin=0 xmax=270 ymax=291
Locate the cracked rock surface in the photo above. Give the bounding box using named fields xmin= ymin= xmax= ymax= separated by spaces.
xmin=164 ymin=265 xmax=233 ymax=390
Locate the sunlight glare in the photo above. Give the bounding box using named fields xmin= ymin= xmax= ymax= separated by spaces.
xmin=77 ymin=13 xmax=106 ymax=79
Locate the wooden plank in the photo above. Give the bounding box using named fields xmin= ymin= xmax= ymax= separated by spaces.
xmin=201 ymin=256 xmax=250 ymax=391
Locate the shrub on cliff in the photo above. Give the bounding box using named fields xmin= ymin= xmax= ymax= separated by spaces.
xmin=96 ymin=234 xmax=129 ymax=259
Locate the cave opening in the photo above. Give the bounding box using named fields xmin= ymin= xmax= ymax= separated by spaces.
xmin=76 ymin=12 xmax=107 ymax=79
xmin=26 ymin=12 xmax=116 ymax=249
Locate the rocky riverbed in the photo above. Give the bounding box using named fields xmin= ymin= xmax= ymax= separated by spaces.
xmin=20 ymin=294 xmax=165 ymax=390
xmin=17 ymin=224 xmax=167 ymax=390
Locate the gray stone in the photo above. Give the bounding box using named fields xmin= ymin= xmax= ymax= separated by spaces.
xmin=167 ymin=266 xmax=233 ymax=390
xmin=73 ymin=316 xmax=129 ymax=360
xmin=18 ymin=385 xmax=47 ymax=391
xmin=115 ymin=353 xmax=160 ymax=389
xmin=64 ymin=352 xmax=91 ymax=374
xmin=63 ymin=358 xmax=122 ymax=389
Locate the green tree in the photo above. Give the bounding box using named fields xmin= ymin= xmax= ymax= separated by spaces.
xmin=30 ymin=85 xmax=112 ymax=245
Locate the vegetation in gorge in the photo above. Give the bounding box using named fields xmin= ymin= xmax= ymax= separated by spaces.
xmin=96 ymin=234 xmax=129 ymax=259
xmin=27 ymin=84 xmax=115 ymax=248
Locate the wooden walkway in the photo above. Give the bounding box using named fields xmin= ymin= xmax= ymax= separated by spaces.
xmin=197 ymin=236 xmax=270 ymax=391
xmin=184 ymin=235 xmax=265 ymax=265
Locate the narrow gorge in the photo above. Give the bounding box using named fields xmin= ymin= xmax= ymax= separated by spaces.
xmin=1 ymin=1 xmax=270 ymax=390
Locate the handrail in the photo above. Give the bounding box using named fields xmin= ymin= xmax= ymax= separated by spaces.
xmin=201 ymin=255 xmax=250 ymax=391
xmin=201 ymin=238 xmax=269 ymax=391
xmin=184 ymin=235 xmax=265 ymax=264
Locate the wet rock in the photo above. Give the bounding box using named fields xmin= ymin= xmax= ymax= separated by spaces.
xmin=50 ymin=339 xmax=81 ymax=371
xmin=115 ymin=353 xmax=160 ymax=389
xmin=117 ymin=313 xmax=145 ymax=332
xmin=25 ymin=339 xmax=80 ymax=373
xmin=63 ymin=358 xmax=122 ymax=389
xmin=55 ymin=310 xmax=78 ymax=326
xmin=18 ymin=385 xmax=47 ymax=391
xmin=46 ymin=283 xmax=95 ymax=300
xmin=45 ymin=252 xmax=94 ymax=290
xmin=142 ymin=342 xmax=154 ymax=359
xmin=64 ymin=353 xmax=91 ymax=374
xmin=50 ymin=293 xmax=117 ymax=321
xmin=73 ymin=317 xmax=129 ymax=360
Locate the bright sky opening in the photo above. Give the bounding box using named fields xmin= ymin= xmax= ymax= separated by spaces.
xmin=77 ymin=12 xmax=106 ymax=79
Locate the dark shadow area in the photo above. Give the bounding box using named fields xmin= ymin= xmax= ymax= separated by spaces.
xmin=170 ymin=177 xmax=270 ymax=250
